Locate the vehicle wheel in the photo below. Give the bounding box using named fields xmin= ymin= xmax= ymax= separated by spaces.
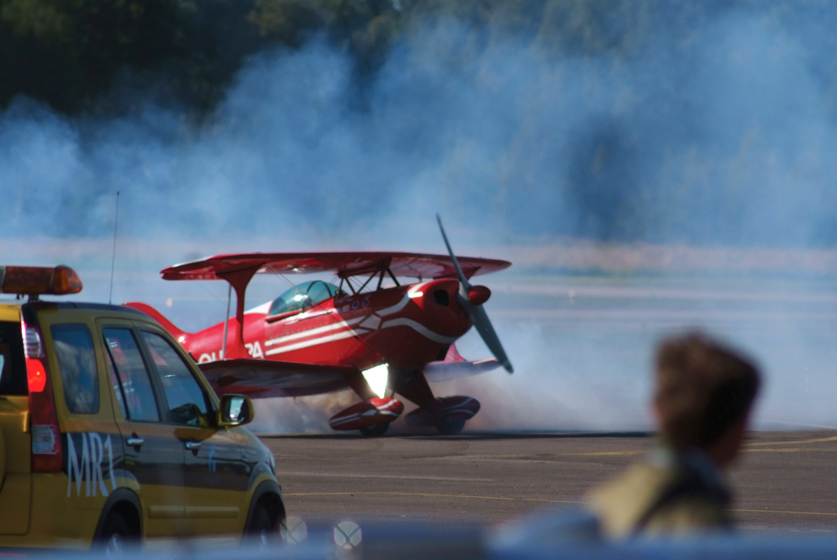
xmin=437 ymin=416 xmax=466 ymax=435
xmin=359 ymin=422 xmax=389 ymax=437
xmin=245 ymin=503 xmax=278 ymax=547
xmin=96 ymin=512 xmax=131 ymax=557
xmin=0 ymin=427 xmax=6 ymax=490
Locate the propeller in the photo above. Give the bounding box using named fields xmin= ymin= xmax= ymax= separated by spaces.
xmin=436 ymin=214 xmax=513 ymax=374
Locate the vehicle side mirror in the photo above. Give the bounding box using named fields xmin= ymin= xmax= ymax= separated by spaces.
xmin=218 ymin=394 xmax=254 ymax=427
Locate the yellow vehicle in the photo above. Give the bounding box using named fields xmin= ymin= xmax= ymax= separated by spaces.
xmin=0 ymin=265 xmax=285 ymax=552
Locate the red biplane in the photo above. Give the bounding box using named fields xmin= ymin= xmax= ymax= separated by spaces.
xmin=127 ymin=218 xmax=512 ymax=436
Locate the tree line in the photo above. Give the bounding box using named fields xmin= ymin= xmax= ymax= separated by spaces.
xmin=1 ymin=0 xmax=786 ymax=117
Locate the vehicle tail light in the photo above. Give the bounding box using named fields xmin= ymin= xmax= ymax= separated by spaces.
xmin=22 ymin=315 xmax=63 ymax=473
xmin=23 ymin=324 xmax=44 ymax=359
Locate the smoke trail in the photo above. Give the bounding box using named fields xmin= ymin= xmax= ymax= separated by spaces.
xmin=3 ymin=9 xmax=837 ymax=248
xmin=2 ymin=6 xmax=837 ymax=432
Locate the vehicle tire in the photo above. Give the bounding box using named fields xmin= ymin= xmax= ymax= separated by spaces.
xmin=437 ymin=416 xmax=466 ymax=435
xmin=359 ymin=422 xmax=389 ymax=437
xmin=245 ymin=502 xmax=279 ymax=547
xmin=0 ymin=427 xmax=5 ymax=489
xmin=95 ymin=512 xmax=131 ymax=557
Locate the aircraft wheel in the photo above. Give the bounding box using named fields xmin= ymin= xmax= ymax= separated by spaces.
xmin=437 ymin=416 xmax=466 ymax=435
xmin=359 ymin=422 xmax=389 ymax=437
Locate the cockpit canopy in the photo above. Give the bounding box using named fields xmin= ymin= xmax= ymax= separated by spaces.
xmin=268 ymin=280 xmax=340 ymax=317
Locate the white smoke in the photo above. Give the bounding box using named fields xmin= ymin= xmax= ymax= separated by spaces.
xmin=2 ymin=7 xmax=836 ymax=432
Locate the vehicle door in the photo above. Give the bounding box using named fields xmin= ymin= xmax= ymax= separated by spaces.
xmin=0 ymin=309 xmax=32 ymax=536
xmin=48 ymin=321 xmax=118 ymax=516
xmin=138 ymin=328 xmax=249 ymax=535
xmin=33 ymin=308 xmax=131 ymax=527
xmin=99 ymin=321 xmax=186 ymax=537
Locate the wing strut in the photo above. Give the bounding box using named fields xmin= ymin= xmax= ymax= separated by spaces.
xmin=216 ymin=263 xmax=263 ymax=359
xmin=221 ymin=283 xmax=232 ymax=359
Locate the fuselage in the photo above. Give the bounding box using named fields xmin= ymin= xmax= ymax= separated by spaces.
xmin=181 ymin=278 xmax=472 ymax=372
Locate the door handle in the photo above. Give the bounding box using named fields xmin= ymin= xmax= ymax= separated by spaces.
xmin=185 ymin=441 xmax=202 ymax=451
xmin=126 ymin=436 xmax=144 ymax=448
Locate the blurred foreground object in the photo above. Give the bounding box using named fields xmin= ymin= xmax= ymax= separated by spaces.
xmin=587 ymin=331 xmax=762 ymax=537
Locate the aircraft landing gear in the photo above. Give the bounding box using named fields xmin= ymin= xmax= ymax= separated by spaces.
xmin=359 ymin=422 xmax=390 ymax=437
xmin=329 ymin=397 xmax=403 ymax=436
xmin=392 ymin=369 xmax=481 ymax=435
xmin=405 ymin=396 xmax=480 ymax=435
xmin=436 ymin=416 xmax=466 ymax=435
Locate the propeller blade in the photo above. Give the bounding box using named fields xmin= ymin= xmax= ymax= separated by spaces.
xmin=436 ymin=214 xmax=471 ymax=290
xmin=437 ymin=214 xmax=513 ymax=374
xmin=459 ymin=295 xmax=514 ymax=373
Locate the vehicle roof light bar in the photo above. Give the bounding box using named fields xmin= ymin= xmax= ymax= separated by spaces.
xmin=0 ymin=265 xmax=83 ymax=298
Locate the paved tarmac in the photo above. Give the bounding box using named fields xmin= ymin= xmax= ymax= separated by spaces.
xmin=261 ymin=430 xmax=837 ymax=535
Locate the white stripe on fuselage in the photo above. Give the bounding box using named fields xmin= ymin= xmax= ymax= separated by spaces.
xmin=264 ymin=315 xmax=365 ymax=347
xmin=265 ymin=329 xmax=360 ymax=357
xmin=262 ymin=282 xmax=455 ymax=357
xmin=377 ymin=317 xmax=457 ymax=344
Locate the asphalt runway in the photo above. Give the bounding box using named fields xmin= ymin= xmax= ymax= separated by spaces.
xmin=252 ymin=275 xmax=837 ymax=538
xmin=262 ymin=430 xmax=837 ymax=535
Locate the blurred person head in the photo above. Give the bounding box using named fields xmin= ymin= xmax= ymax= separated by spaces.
xmin=653 ymin=332 xmax=761 ymax=468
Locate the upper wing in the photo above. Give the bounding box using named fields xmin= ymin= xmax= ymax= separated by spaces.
xmin=199 ymin=359 xmax=357 ymax=398
xmin=161 ymin=251 xmax=510 ymax=281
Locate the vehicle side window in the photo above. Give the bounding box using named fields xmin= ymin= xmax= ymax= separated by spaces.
xmin=104 ymin=347 xmax=128 ymax=419
xmin=103 ymin=328 xmax=160 ymax=422
xmin=0 ymin=321 xmax=26 ymax=396
xmin=52 ymin=324 xmax=99 ymax=414
xmin=141 ymin=331 xmax=213 ymax=427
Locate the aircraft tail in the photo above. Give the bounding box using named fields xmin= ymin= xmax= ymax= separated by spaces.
xmin=124 ymin=302 xmax=189 ymax=340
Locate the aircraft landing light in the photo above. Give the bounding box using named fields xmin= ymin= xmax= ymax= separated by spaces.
xmin=362 ymin=364 xmax=389 ymax=399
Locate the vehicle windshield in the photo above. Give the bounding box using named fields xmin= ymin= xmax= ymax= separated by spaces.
xmin=268 ymin=280 xmax=339 ymax=317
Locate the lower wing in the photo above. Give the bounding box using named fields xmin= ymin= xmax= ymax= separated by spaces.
xmin=423 ymin=357 xmax=501 ymax=382
xmin=198 ymin=359 xmax=357 ymax=398
xmin=422 ymin=344 xmax=502 ymax=382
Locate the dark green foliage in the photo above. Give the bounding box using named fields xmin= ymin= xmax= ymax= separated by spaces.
xmin=0 ymin=0 xmax=263 ymax=114
xmin=0 ymin=0 xmax=831 ymax=119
